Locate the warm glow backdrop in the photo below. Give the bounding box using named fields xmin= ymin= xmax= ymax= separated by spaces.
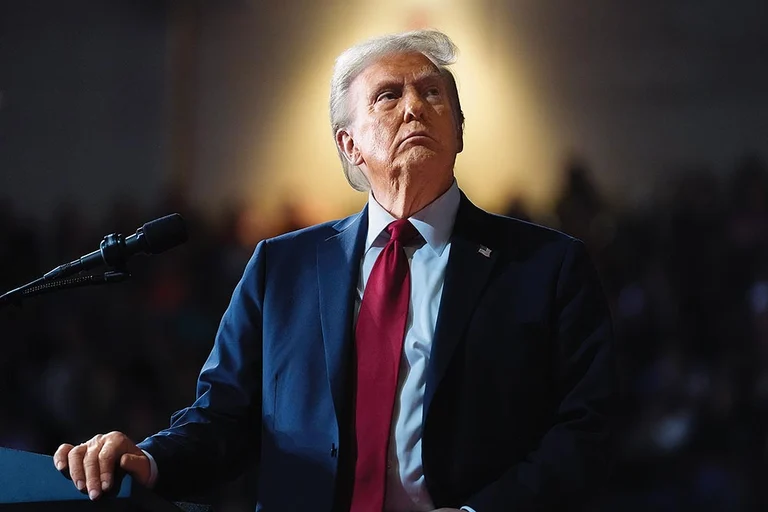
xmin=242 ymin=0 xmax=560 ymax=225
xmin=3 ymin=1 xmax=766 ymax=228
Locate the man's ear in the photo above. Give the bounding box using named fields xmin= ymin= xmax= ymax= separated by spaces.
xmin=336 ymin=129 xmax=364 ymax=165
xmin=456 ymin=131 xmax=464 ymax=154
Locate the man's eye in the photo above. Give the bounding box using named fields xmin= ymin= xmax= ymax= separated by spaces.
xmin=376 ymin=91 xmax=397 ymax=102
xmin=425 ymin=88 xmax=442 ymax=103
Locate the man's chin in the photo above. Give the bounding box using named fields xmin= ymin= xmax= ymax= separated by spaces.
xmin=399 ymin=144 xmax=439 ymax=162
xmin=398 ymin=150 xmax=454 ymax=177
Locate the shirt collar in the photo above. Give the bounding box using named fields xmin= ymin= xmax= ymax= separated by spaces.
xmin=365 ymin=180 xmax=460 ymax=257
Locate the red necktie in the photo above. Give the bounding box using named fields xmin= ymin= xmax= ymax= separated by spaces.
xmin=350 ymin=219 xmax=418 ymax=512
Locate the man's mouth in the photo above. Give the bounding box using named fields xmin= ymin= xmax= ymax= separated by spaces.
xmin=400 ymin=131 xmax=433 ymax=145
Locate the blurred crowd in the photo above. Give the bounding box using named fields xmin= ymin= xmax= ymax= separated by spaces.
xmin=2 ymin=154 xmax=768 ymax=510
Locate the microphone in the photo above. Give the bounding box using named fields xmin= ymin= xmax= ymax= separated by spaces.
xmin=43 ymin=213 xmax=188 ymax=281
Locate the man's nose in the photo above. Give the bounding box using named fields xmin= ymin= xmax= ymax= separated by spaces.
xmin=402 ymin=89 xmax=426 ymax=122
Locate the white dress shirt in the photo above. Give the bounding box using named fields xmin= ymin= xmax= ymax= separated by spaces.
xmin=146 ymin=180 xmax=476 ymax=511
xmin=358 ymin=181 xmax=474 ymax=512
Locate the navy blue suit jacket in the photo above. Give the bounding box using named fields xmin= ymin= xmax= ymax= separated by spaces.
xmin=138 ymin=192 xmax=616 ymax=511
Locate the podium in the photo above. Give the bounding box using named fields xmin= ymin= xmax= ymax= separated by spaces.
xmin=0 ymin=447 xmax=183 ymax=511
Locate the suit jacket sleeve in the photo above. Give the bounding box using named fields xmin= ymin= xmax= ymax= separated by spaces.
xmin=465 ymin=239 xmax=617 ymax=511
xmin=136 ymin=240 xmax=267 ymax=497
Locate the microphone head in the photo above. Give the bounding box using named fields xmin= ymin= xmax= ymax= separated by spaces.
xmin=141 ymin=213 xmax=188 ymax=254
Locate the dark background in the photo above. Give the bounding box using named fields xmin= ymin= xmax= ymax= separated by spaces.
xmin=2 ymin=1 xmax=768 ymax=510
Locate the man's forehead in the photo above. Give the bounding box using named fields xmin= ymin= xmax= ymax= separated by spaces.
xmin=356 ymin=52 xmax=441 ymax=85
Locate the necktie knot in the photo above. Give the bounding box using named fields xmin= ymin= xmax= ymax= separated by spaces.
xmin=386 ymin=219 xmax=418 ymax=245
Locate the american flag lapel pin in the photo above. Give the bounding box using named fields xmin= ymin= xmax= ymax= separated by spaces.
xmin=478 ymin=245 xmax=492 ymax=258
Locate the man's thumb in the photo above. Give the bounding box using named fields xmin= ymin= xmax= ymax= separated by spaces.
xmin=119 ymin=452 xmax=151 ymax=486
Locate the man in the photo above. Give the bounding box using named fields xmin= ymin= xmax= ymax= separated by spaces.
xmin=54 ymin=30 xmax=616 ymax=511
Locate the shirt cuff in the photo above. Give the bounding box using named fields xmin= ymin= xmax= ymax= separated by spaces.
xmin=141 ymin=449 xmax=158 ymax=488
xmin=461 ymin=507 xmax=477 ymax=512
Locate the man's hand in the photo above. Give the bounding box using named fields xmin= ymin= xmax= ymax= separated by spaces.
xmin=53 ymin=431 xmax=150 ymax=500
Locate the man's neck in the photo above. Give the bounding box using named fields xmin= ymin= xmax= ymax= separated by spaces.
xmin=369 ymin=175 xmax=454 ymax=219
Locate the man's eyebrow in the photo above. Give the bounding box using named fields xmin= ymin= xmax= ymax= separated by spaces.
xmin=370 ymin=78 xmax=403 ymax=92
xmin=369 ymin=68 xmax=443 ymax=92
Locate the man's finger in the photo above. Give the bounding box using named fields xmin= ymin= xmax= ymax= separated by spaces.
xmin=67 ymin=444 xmax=87 ymax=492
xmin=53 ymin=443 xmax=74 ymax=472
xmin=83 ymin=440 xmax=104 ymax=500
xmin=98 ymin=438 xmax=123 ymax=491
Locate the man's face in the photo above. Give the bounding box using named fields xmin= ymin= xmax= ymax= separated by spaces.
xmin=339 ymin=52 xmax=461 ymax=188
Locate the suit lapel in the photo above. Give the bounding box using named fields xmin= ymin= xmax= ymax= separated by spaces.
xmin=317 ymin=207 xmax=368 ymax=429
xmin=424 ymin=195 xmax=499 ymax=420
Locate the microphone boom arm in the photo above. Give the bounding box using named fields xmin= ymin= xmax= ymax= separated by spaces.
xmin=0 ymin=271 xmax=131 ymax=310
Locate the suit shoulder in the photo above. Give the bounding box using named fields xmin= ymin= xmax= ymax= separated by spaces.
xmin=473 ymin=207 xmax=578 ymax=250
xmin=262 ymin=210 xmax=362 ymax=249
xmin=459 ymin=192 xmax=573 ymax=245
